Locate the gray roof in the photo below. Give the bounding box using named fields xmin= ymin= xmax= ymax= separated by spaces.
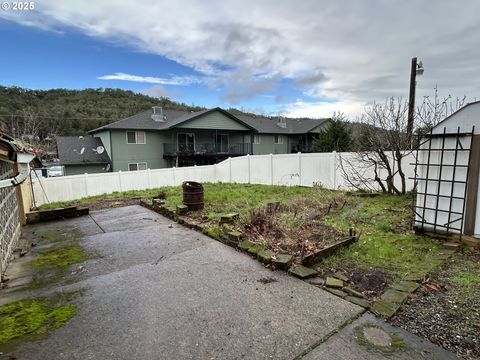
xmin=57 ymin=136 xmax=111 ymax=165
xmin=90 ymin=107 xmax=330 ymax=135
xmin=236 ymin=114 xmax=330 ymax=134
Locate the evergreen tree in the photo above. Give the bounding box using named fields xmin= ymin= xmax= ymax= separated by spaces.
xmin=312 ymin=114 xmax=353 ymax=152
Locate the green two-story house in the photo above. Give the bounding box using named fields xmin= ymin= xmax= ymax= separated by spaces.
xmin=88 ymin=107 xmax=330 ymax=172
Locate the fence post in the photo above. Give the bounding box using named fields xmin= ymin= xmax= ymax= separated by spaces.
xmin=147 ymin=168 xmax=152 ymax=189
xmin=247 ymin=154 xmax=251 ymax=184
xmin=84 ymin=173 xmax=89 ymax=197
xmin=173 ymin=167 xmax=176 ymax=185
xmin=270 ymin=154 xmax=274 ymax=185
xmin=332 ymin=151 xmax=337 ymax=189
xmin=214 ymin=163 xmax=217 ymax=183
xmin=118 ymin=171 xmax=123 ymax=192
xmin=229 ymin=157 xmax=232 ymax=182
xmin=298 ymin=152 xmax=302 ymax=186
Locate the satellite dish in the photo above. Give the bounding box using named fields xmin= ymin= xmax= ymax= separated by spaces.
xmin=80 ymin=147 xmax=85 ymax=155
xmin=96 ymin=146 xmax=105 ymax=154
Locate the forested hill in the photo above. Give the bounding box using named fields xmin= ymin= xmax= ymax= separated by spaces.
xmin=0 ymin=86 xmax=204 ymax=140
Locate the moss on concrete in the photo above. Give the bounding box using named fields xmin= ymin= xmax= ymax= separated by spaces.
xmin=354 ymin=324 xmax=405 ymax=353
xmin=0 ymin=293 xmax=78 ymax=351
xmin=32 ymin=246 xmax=89 ymax=271
xmin=28 ymin=228 xmax=92 ymax=290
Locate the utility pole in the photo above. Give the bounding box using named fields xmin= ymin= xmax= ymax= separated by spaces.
xmin=407 ymin=57 xmax=424 ymax=145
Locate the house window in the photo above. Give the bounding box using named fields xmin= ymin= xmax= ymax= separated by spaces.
xmin=254 ymin=135 xmax=261 ymax=144
xmin=126 ymin=131 xmax=146 ymax=144
xmin=128 ymin=162 xmax=147 ymax=171
xmin=177 ymin=133 xmax=195 ymax=152
xmin=274 ymin=135 xmax=284 ymax=144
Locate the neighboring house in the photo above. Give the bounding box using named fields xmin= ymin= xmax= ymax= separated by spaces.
xmin=56 ymin=136 xmax=112 ymax=176
xmin=89 ymin=107 xmax=330 ymax=170
xmin=414 ymin=101 xmax=480 ymax=239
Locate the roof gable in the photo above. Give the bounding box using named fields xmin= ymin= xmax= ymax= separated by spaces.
xmin=175 ymin=109 xmax=250 ymax=131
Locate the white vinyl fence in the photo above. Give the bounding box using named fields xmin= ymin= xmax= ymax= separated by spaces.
xmin=32 ymin=152 xmax=417 ymax=206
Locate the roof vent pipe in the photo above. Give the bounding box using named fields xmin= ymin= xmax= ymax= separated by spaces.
xmin=151 ymin=106 xmax=165 ymax=122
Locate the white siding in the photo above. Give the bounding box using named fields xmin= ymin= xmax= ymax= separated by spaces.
xmin=432 ymin=102 xmax=480 ymax=135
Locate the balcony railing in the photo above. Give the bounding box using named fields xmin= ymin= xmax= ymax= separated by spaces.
xmin=164 ymin=142 xmax=251 ymax=156
xmin=290 ymin=144 xmax=313 ymax=153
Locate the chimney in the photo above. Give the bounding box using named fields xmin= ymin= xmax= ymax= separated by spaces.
xmin=151 ymin=106 xmax=165 ymax=122
xmin=277 ymin=118 xmax=287 ymax=128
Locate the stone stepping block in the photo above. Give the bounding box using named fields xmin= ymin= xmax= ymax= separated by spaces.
xmin=227 ymin=231 xmax=242 ymax=242
xmin=325 ymin=277 xmax=344 ymax=288
xmin=220 ymin=213 xmax=240 ymax=224
xmin=345 ymin=296 xmax=370 ymax=308
xmin=305 ymin=277 xmax=325 ymax=286
xmin=272 ymin=254 xmax=294 ymax=269
xmin=380 ymin=289 xmax=408 ymax=305
xmin=332 ymin=272 xmax=349 ymax=282
xmin=392 ymin=281 xmax=420 ymax=293
xmin=289 ymin=265 xmax=318 ymax=279
xmin=238 ymin=240 xmax=255 ymax=251
xmin=247 ymin=244 xmax=265 ymax=255
xmin=176 ymin=204 xmax=188 ymax=215
xmin=403 ymin=271 xmax=428 ymax=281
xmin=326 ymin=288 xmax=347 ymax=298
xmin=438 ymin=249 xmax=456 ymax=256
xmin=371 ymin=299 xmax=401 ymax=318
xmin=443 ymin=242 xmax=460 ymax=250
xmin=344 ymin=287 xmax=365 ymax=298
xmin=257 ymin=250 xmax=274 ymax=264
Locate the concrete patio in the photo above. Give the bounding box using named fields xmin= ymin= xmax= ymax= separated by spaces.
xmin=1 ymin=205 xmax=456 ymax=359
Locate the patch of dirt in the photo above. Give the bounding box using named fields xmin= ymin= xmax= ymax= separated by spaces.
xmin=348 ymin=268 xmax=391 ymax=298
xmin=315 ymin=266 xmax=391 ymax=299
xmin=243 ymin=203 xmax=346 ymax=257
xmin=390 ymin=252 xmax=480 ymax=360
xmin=79 ymin=197 xmax=144 ymax=211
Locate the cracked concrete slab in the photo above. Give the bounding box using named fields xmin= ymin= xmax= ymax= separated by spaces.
xmin=5 ymin=205 xmax=363 ymax=360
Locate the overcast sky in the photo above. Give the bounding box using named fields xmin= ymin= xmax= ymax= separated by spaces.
xmin=1 ymin=0 xmax=479 ymax=118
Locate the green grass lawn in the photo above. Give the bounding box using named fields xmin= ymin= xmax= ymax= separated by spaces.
xmin=323 ymin=194 xmax=441 ymax=278
xmin=40 ymin=183 xmax=441 ymax=281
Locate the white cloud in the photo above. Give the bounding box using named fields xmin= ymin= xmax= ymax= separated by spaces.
xmin=97 ymin=72 xmax=202 ymax=85
xmin=141 ymin=85 xmax=171 ymax=99
xmin=281 ymin=100 xmax=366 ymax=119
xmin=2 ymin=1 xmax=480 ymax=108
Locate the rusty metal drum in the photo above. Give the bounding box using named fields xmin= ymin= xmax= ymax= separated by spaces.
xmin=182 ymin=181 xmax=204 ymax=211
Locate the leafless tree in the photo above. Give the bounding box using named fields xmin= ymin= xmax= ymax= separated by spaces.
xmin=339 ymin=88 xmax=467 ymax=195
xmin=415 ymin=86 xmax=466 ymax=134
xmin=6 ymin=108 xmax=61 ymax=150
xmin=339 ymin=97 xmax=409 ymax=194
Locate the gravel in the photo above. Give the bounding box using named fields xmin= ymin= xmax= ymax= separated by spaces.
xmin=390 ymin=252 xmax=480 ymax=360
